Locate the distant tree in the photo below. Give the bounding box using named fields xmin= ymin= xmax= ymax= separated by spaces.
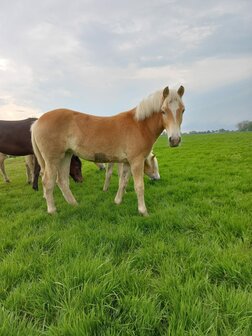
xmin=236 ymin=120 xmax=252 ymax=131
xmin=218 ymin=128 xmax=228 ymax=133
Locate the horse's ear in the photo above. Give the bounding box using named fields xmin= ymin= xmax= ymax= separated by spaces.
xmin=177 ymin=85 xmax=184 ymax=97
xmin=163 ymin=86 xmax=169 ymax=98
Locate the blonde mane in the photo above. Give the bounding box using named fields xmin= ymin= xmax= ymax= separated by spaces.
xmin=135 ymin=90 xmax=163 ymax=121
xmin=135 ymin=88 xmax=182 ymax=121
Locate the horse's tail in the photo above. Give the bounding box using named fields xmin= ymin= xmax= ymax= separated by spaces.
xmin=31 ymin=121 xmax=45 ymax=173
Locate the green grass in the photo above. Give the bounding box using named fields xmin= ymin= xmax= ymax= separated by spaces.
xmin=0 ymin=132 xmax=252 ymax=335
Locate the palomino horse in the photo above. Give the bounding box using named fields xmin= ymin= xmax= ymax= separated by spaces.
xmin=103 ymin=151 xmax=160 ymax=192
xmin=0 ymin=118 xmax=83 ymax=189
xmin=31 ymin=86 xmax=185 ymax=215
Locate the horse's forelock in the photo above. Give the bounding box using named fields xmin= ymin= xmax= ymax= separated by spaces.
xmin=163 ymin=89 xmax=182 ymax=105
xmin=161 ymin=89 xmax=184 ymax=114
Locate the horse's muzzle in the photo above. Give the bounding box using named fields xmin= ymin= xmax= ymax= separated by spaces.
xmin=151 ymin=174 xmax=160 ymax=181
xmin=73 ymin=175 xmax=83 ymax=183
xmin=169 ymin=136 xmax=181 ymax=147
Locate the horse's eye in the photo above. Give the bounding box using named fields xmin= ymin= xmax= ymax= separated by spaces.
xmin=162 ymin=111 xmax=165 ymax=115
xmin=182 ymin=108 xmax=185 ymax=113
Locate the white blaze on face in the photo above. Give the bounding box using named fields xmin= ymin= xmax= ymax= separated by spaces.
xmin=166 ymin=98 xmax=181 ymax=141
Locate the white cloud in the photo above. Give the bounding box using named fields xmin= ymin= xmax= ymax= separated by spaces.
xmin=184 ymin=56 xmax=252 ymax=92
xmin=0 ymin=101 xmax=41 ymax=120
xmin=0 ymin=58 xmax=10 ymax=71
xmin=129 ymin=56 xmax=252 ymax=92
xmin=0 ymin=58 xmax=34 ymax=94
xmin=179 ymin=25 xmax=217 ymax=47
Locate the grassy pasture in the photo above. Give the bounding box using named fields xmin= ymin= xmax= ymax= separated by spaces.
xmin=0 ymin=132 xmax=251 ymax=335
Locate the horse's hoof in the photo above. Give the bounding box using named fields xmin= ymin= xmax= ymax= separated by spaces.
xmin=48 ymin=208 xmax=57 ymax=214
xmin=114 ymin=197 xmax=122 ymax=205
xmin=67 ymin=199 xmax=78 ymax=206
xmin=139 ymin=210 xmax=149 ymax=217
xmin=32 ymin=183 xmax=39 ymax=191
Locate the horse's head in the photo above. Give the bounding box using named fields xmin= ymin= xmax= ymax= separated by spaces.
xmin=144 ymin=152 xmax=160 ymax=180
xmin=70 ymin=155 xmax=83 ymax=183
xmin=161 ymin=86 xmax=185 ymax=147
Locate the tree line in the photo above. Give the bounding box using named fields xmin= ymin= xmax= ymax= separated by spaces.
xmin=183 ymin=120 xmax=252 ymax=135
xmin=236 ymin=120 xmax=252 ymax=132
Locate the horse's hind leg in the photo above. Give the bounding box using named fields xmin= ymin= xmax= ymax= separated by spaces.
xmin=114 ymin=163 xmax=131 ymax=204
xmin=42 ymin=161 xmax=58 ymax=214
xmin=103 ymin=163 xmax=114 ymax=191
xmin=130 ymin=159 xmax=148 ymax=216
xmin=0 ymin=156 xmax=10 ymax=183
xmin=57 ymin=154 xmax=78 ymax=205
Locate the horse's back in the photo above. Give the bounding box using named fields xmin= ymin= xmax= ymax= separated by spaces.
xmin=35 ymin=108 xmax=136 ymax=143
xmin=0 ymin=118 xmax=37 ymax=131
xmin=0 ymin=118 xmax=37 ymax=155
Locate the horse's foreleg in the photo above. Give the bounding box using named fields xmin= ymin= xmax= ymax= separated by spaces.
xmin=130 ymin=159 xmax=148 ymax=216
xmin=43 ymin=164 xmax=58 ymax=214
xmin=0 ymin=157 xmax=10 ymax=183
xmin=57 ymin=154 xmax=78 ymax=206
xmin=103 ymin=163 xmax=114 ymax=191
xmin=114 ymin=163 xmax=131 ymax=205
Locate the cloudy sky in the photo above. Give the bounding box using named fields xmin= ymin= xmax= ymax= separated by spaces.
xmin=0 ymin=0 xmax=251 ymax=131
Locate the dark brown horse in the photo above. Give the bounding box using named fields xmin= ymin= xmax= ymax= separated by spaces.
xmin=0 ymin=118 xmax=83 ymax=190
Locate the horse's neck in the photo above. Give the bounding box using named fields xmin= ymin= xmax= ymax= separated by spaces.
xmin=140 ymin=112 xmax=164 ymax=142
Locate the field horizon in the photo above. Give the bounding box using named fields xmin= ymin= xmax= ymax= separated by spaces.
xmin=0 ymin=132 xmax=252 ymax=335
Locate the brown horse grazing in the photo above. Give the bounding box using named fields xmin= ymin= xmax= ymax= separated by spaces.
xmin=0 ymin=118 xmax=83 ymax=189
xmin=69 ymin=155 xmax=83 ymax=183
xmin=31 ymin=86 xmax=185 ymax=215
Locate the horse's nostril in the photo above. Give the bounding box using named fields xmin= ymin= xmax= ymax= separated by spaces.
xmin=169 ymin=136 xmax=181 ymax=144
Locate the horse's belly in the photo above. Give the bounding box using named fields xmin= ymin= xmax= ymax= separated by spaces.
xmin=76 ymin=150 xmax=127 ymax=163
xmin=93 ymin=152 xmax=127 ymax=163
